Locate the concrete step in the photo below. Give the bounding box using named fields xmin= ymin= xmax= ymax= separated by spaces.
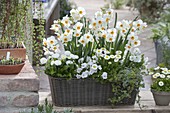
xmin=0 ymin=60 xmax=40 ymax=113
xmin=0 ymin=60 xmax=39 ymax=92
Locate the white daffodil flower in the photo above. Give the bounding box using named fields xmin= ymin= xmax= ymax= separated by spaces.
xmin=73 ymin=30 xmax=82 ymax=37
xmin=50 ymin=24 xmax=60 ymax=32
xmin=73 ymin=22 xmax=83 ymax=32
xmin=132 ymin=40 xmax=141 ymax=47
xmin=96 ymin=17 xmax=103 ymax=27
xmin=103 ymin=14 xmax=111 ymax=23
xmin=89 ymin=19 xmax=97 ymax=30
xmin=106 ymin=35 xmax=116 ymax=42
xmin=61 ymin=16 xmax=71 ymax=28
xmin=47 ymin=36 xmax=57 ymax=46
xmin=78 ymin=36 xmax=88 ymax=46
xmin=70 ymin=9 xmax=77 ymax=17
xmin=106 ymin=8 xmax=114 ymax=17
xmin=77 ymin=7 xmax=86 ymax=17
xmin=116 ymin=21 xmax=124 ymax=30
xmin=125 ymin=44 xmax=132 ymax=51
xmin=84 ymin=32 xmax=93 ymax=42
xmin=60 ymin=34 xmax=71 ymax=43
xmin=107 ymin=28 xmax=117 ymax=37
xmin=127 ymin=32 xmax=138 ymax=41
xmin=95 ymin=11 xmax=103 ymax=18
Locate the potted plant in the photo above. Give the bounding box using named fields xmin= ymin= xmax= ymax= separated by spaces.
xmin=40 ymin=7 xmax=148 ymax=106
xmin=150 ymin=8 xmax=170 ymax=68
xmin=149 ymin=65 xmax=170 ymax=106
xmin=0 ymin=56 xmax=25 ymax=75
xmin=0 ymin=0 xmax=30 ymax=60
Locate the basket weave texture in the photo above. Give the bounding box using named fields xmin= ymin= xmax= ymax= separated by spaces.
xmin=48 ymin=77 xmax=113 ymax=106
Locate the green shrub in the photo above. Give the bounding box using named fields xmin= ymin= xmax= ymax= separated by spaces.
xmin=129 ymin=0 xmax=167 ymax=24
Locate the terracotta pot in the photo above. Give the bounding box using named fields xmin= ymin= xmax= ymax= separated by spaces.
xmin=0 ymin=62 xmax=25 ymax=75
xmin=151 ymin=89 xmax=170 ymax=106
xmin=0 ymin=43 xmax=26 ymax=60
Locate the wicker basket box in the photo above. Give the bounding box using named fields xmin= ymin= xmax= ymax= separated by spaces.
xmin=48 ymin=76 xmax=113 ymax=106
xmin=48 ymin=76 xmax=137 ymax=106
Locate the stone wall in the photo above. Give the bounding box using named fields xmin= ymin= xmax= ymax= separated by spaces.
xmin=0 ymin=60 xmax=39 ymax=113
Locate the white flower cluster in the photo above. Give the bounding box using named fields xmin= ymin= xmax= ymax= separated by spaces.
xmin=129 ymin=48 xmax=142 ymax=63
xmin=40 ymin=7 xmax=148 ymax=80
xmin=96 ymin=48 xmax=122 ymax=63
xmin=151 ymin=67 xmax=170 ymax=79
xmin=150 ymin=66 xmax=170 ymax=87
xmin=40 ymin=36 xmax=79 ymax=66
xmin=76 ymin=56 xmax=103 ymax=79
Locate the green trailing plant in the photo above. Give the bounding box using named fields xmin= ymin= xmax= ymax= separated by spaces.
xmin=108 ymin=67 xmax=144 ymax=106
xmin=32 ymin=1 xmax=45 ymax=66
xmin=103 ymin=0 xmax=125 ymax=9
xmin=129 ymin=0 xmax=167 ymax=24
xmin=21 ymin=99 xmax=74 ymax=113
xmin=0 ymin=0 xmax=32 ymax=47
xmin=0 ymin=0 xmax=33 ymax=62
xmin=0 ymin=57 xmax=23 ymax=65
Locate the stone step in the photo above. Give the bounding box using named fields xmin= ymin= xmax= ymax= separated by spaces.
xmin=0 ymin=61 xmax=39 ymax=92
xmin=0 ymin=60 xmax=40 ymax=113
xmin=0 ymin=107 xmax=34 ymax=113
xmin=0 ymin=92 xmax=39 ymax=107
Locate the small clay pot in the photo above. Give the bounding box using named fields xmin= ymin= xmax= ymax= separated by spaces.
xmin=0 ymin=62 xmax=25 ymax=75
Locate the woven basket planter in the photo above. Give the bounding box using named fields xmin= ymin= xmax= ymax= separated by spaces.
xmin=48 ymin=76 xmax=138 ymax=106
